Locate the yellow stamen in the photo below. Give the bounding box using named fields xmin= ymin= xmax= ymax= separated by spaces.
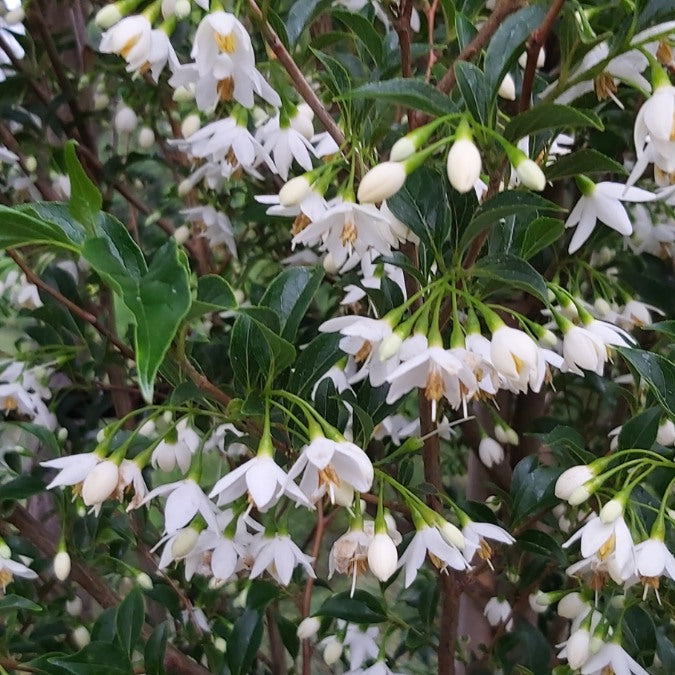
xmin=119 ymin=36 xmax=140 ymax=59
xmin=425 ymin=369 xmax=443 ymax=403
xmin=291 ymin=213 xmax=311 ymax=236
xmin=217 ymin=77 xmax=235 ymax=102
xmin=598 ymin=533 xmax=616 ymax=560
xmin=656 ymin=41 xmax=672 ymax=66
xmin=354 ymin=341 xmax=372 ymax=363
xmin=594 ymin=74 xmax=617 ymax=101
xmin=340 ymin=220 xmax=357 ymax=246
xmin=3 ymin=396 xmax=17 ymax=412
xmin=215 ymin=32 xmax=237 ymax=53
xmin=512 ymin=354 xmax=524 ymax=375
xmin=0 ymin=568 xmax=13 ymax=590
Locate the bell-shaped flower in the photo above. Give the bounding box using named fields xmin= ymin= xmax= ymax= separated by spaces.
xmin=151 ymin=418 xmax=200 ymax=474
xmin=633 ymin=82 xmax=675 ymax=176
xmin=478 ymin=437 xmax=504 ymax=468
xmin=342 ymin=622 xmax=380 ymax=671
xmin=565 ymin=176 xmax=657 ymax=253
xmin=116 ymin=459 xmax=148 ymax=510
xmin=99 ymin=15 xmax=152 ymax=71
xmin=256 ymin=113 xmax=317 ymax=180
xmin=562 ymin=325 xmax=608 ymax=376
xmin=633 ymin=536 xmax=675 ymax=601
xmin=367 ymin=531 xmax=398 ymax=582
xmin=249 ymin=532 xmax=316 ymax=586
xmin=461 ymin=520 xmax=515 ymax=569
xmin=329 ymin=524 xmax=371 ymax=595
xmin=41 ymin=452 xmax=102 ymax=489
xmin=0 ymin=554 xmax=38 ymax=590
xmin=182 ymin=205 xmax=238 ymax=259
xmin=483 ymin=597 xmax=513 ymax=630
xmin=580 ymin=640 xmax=649 ymax=675
xmin=489 ymin=325 xmax=540 ymax=390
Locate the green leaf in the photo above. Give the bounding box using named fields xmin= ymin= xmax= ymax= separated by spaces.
xmin=287 ymin=0 xmax=329 ymax=44
xmin=317 ymin=590 xmax=387 ymax=624
xmin=289 ymin=332 xmax=343 ymax=398
xmin=0 ymin=472 xmax=45 ymax=501
xmin=18 ymin=202 xmax=86 ymax=246
xmin=518 ymin=216 xmax=565 ymax=259
xmin=0 ymin=205 xmax=82 ymax=251
xmin=48 ymin=642 xmax=132 ymax=675
xmin=495 ymin=618 xmax=551 ymax=675
xmin=115 ymin=587 xmax=144 ymax=656
xmin=510 ymin=456 xmax=561 ymax=526
xmin=5 ymin=421 xmax=60 ymax=456
xmin=616 ymin=347 xmax=675 ymax=416
xmin=227 ymin=608 xmax=263 ymax=675
xmin=484 ymin=4 xmax=547 ymax=92
xmin=647 ymin=320 xmax=675 ymax=341
xmin=504 ymin=105 xmax=603 ymax=142
xmin=546 ymin=149 xmax=627 ymax=181
xmin=454 ymin=61 xmax=489 ymax=125
xmin=144 ymin=622 xmax=169 ymax=675
xmin=459 ymin=191 xmax=562 ymax=251
xmin=261 ymin=266 xmax=323 ymax=341
xmin=472 ymin=253 xmax=548 ymax=301
xmin=622 ymin=605 xmax=656 ymax=668
xmin=341 ymin=78 xmax=457 ymax=116
xmin=64 ymin=140 xmax=101 ymax=233
xmin=0 ymin=594 xmax=43 ymax=613
xmin=91 ymin=607 xmax=117 ymax=643
xmin=517 ymin=530 xmax=565 ymax=564
xmin=618 ymin=406 xmax=662 ymax=451
xmin=187 ymin=274 xmax=237 ymax=320
xmin=332 ymin=9 xmax=383 ymax=65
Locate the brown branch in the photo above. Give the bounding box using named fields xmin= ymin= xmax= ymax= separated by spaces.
xmin=519 ymin=0 xmax=565 ymax=112
xmin=394 ymin=0 xmax=417 ymax=129
xmin=6 ymin=506 xmax=209 ymax=675
xmin=178 ymin=349 xmax=233 ymax=408
xmin=301 ymin=501 xmax=324 ymax=675
xmin=247 ymin=0 xmax=346 ymax=148
xmin=425 ymin=0 xmax=442 ymax=83
xmin=6 ymin=249 xmax=135 ymax=360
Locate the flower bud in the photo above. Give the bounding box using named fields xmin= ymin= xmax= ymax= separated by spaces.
xmin=599 ymin=498 xmax=622 ymax=524
xmin=505 ymin=428 xmax=519 ymax=445
xmin=557 ymin=592 xmax=586 ymax=619
xmin=24 ymin=156 xmax=37 ymax=173
xmin=297 ymin=103 xmax=314 ymax=121
xmin=173 ymin=85 xmax=194 ymax=102
xmin=529 ymin=592 xmax=547 ymax=613
xmin=171 ymin=527 xmax=199 ymax=558
xmin=95 ymin=5 xmax=122 ymax=29
xmin=0 ymin=541 xmax=11 ymax=559
xmin=214 ymin=636 xmax=227 ymax=652
xmin=446 ymin=138 xmax=482 ymax=193
xmin=81 ymin=460 xmax=119 ymax=506
xmin=114 ymin=106 xmax=138 ymax=134
xmin=66 ymin=596 xmax=83 ymax=617
xmin=290 ymin=112 xmax=314 ymax=141
xmin=173 ymin=225 xmax=191 ymax=245
xmin=136 ymin=572 xmax=153 ymax=590
xmin=493 ymin=425 xmax=509 ymax=444
xmin=54 ymin=551 xmax=71 ymax=581
xmin=296 ymin=616 xmax=321 ymax=641
xmin=323 ymin=252 xmax=339 ymax=274
xmin=378 ymin=333 xmax=403 ymax=361
xmin=175 ymin=0 xmax=191 ymax=19
xmin=518 ymin=48 xmax=546 ymax=70
xmin=478 ymin=437 xmax=504 ymax=468
xmin=568 ymin=484 xmax=592 ymax=506
xmin=656 ymin=419 xmax=675 ymax=446
xmin=498 ymin=73 xmax=516 ymax=100
xmin=181 ymin=113 xmax=201 ymax=138
xmin=589 ymin=635 xmax=604 ymax=655
xmin=594 ymin=297 xmax=612 ymax=317
xmin=540 ymin=328 xmax=558 ymax=347
xmin=323 ymin=637 xmax=343 ymax=666
xmin=515 ymin=158 xmax=546 ymax=191
xmin=279 ymin=176 xmax=312 ymax=207
xmin=367 ymin=532 xmax=398 ymax=582
xmin=438 ymin=520 xmax=465 ymax=549
xmin=566 ymin=628 xmax=591 ymax=669
xmin=555 ymin=465 xmax=594 ymax=501
xmin=390 ymin=137 xmax=416 ymax=162
xmin=178 ymin=178 xmax=192 ymax=197
xmin=5 ymin=8 xmax=25 ymax=25
xmin=57 ymin=427 xmax=69 ymax=442
xmin=93 ymin=92 xmax=110 ymax=111
xmin=357 ymin=162 xmax=407 ymax=204
xmin=72 ymin=625 xmax=91 ymax=649
xmin=138 ymin=126 xmax=155 ymax=149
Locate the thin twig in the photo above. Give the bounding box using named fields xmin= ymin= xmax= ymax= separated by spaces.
xmin=247 ymin=0 xmax=346 ymax=148
xmin=301 ymin=501 xmax=324 ymax=675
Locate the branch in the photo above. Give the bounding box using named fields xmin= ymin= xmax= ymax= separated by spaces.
xmin=247 ymin=0 xmax=346 ymax=148
xmin=7 ymin=506 xmax=209 ymax=675
xmin=6 ymin=249 xmax=135 ymax=360
xmin=519 ymin=0 xmax=565 ymax=112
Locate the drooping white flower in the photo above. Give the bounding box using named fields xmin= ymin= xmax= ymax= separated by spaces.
xmin=41 ymin=452 xmax=102 ymax=490
xmin=256 ymin=113 xmax=317 ymax=180
xmin=478 ymin=437 xmax=504 ymax=468
xmin=209 ymin=453 xmax=311 ymax=510
xmin=461 ymin=521 xmax=515 ymax=569
xmin=580 ymin=640 xmax=649 ymax=675
xmin=182 ymin=205 xmax=238 ymax=258
xmin=204 ymin=423 xmax=249 ymax=458
xmin=489 ymin=325 xmax=541 ymax=391
xmin=287 ymin=434 xmax=373 ymax=504
xmin=633 ymin=536 xmax=675 ymax=600
xmin=632 ymin=83 xmax=675 ymax=178
xmin=249 ymin=532 xmax=316 ymax=585
xmin=151 ymin=418 xmax=200 ymax=474
xmin=565 ymin=178 xmax=657 ymax=254
xmin=357 ymin=162 xmax=407 ymax=204
xmin=81 ymin=460 xmax=120 ymax=515
xmin=0 ymin=554 xmax=38 ymax=590
xmin=342 ymin=622 xmax=381 ymax=671
xmin=328 ymin=525 xmax=371 ymax=595
xmin=483 ymin=597 xmax=513 ymax=630
xmin=367 ymin=532 xmax=398 ymax=581
xmin=116 ymin=459 xmax=148 ymax=510
xmin=396 ymin=525 xmax=469 ymax=588
xmin=562 ymin=325 xmax=608 ymax=376
xmin=555 ymin=465 xmax=595 ymax=501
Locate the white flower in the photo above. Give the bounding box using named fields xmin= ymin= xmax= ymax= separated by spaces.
xmin=396 ymin=525 xmax=469 ymax=588
xmin=656 ymin=419 xmax=675 ymax=446
xmin=565 ymin=180 xmax=657 ymax=254
xmin=563 ymin=513 xmax=635 ymax=581
xmin=41 ymin=452 xmax=102 ymax=490
xmin=182 ymin=205 xmax=237 ymax=258
xmin=0 ymin=555 xmax=38 ymax=590
xmin=446 ymin=139 xmax=482 ymax=193
xmin=498 ymin=73 xmax=516 ymax=100
xmin=155 ymin=527 xmax=201 ymax=573
xmin=461 ymin=521 xmax=514 ymax=569
xmin=618 ymin=299 xmax=659 ymax=328
xmin=343 ymin=622 xmax=380 ymax=671
xmin=367 ymin=532 xmax=398 ymax=581
xmin=297 ymin=616 xmax=321 ymax=641
xmin=293 ymin=198 xmax=398 ymax=272
xmin=151 ymin=418 xmax=200 ymax=474
xmin=357 ymin=162 xmax=406 ymax=204
xmin=557 ymin=592 xmax=590 ymax=621
xmin=478 ymin=437 xmax=504 ymax=468
xmin=53 ymin=551 xmax=71 ymax=581
xmin=385 ymin=339 xmax=477 ymax=421
xmin=483 ymin=597 xmax=512 ymax=630
xmin=633 ymin=537 xmax=675 ymax=600
xmin=489 ymin=326 xmax=539 ymax=388
xmin=256 ymin=113 xmax=317 ymax=180
xmin=633 ymin=84 xmax=675 ymax=177
xmin=329 ymin=526 xmax=371 ymax=595
xmin=209 ymin=454 xmax=311 ymax=510
xmin=249 ymin=532 xmax=315 ymax=585
xmin=580 ymin=641 xmax=649 ymax=675
xmin=562 ymin=325 xmax=608 ymax=376
xmin=564 ymin=627 xmax=591 ymax=669
xmin=116 ymin=459 xmax=148 ymax=510
xmin=99 ymin=16 xmax=151 ymax=69
xmin=140 ymin=478 xmax=219 ymax=534
xmin=555 ymin=465 xmax=595 ymax=501
xmin=287 ymin=435 xmax=373 ymax=504
xmin=204 ymin=423 xmax=249 ymax=457
xmin=81 ymin=460 xmax=119 ymax=513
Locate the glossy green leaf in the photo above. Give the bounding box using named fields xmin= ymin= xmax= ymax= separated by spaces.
xmin=261 ymin=266 xmax=323 ymax=341
xmin=18 ymin=202 xmax=86 ymax=246
xmin=616 ymin=347 xmax=675 ymax=416
xmin=332 ymin=9 xmax=383 ymax=64
xmin=317 ymin=590 xmax=387 ymax=624
xmin=64 ymin=140 xmax=101 ymax=234
xmin=228 ymin=608 xmax=263 ymax=675
xmin=504 ymin=105 xmax=603 ymax=142
xmin=459 ymin=191 xmax=562 ymax=250
xmin=546 ymin=149 xmax=626 ymax=181
xmin=0 ymin=205 xmax=81 ymax=251
xmin=517 ymin=530 xmax=565 ymax=564
xmin=286 ymin=0 xmax=329 ymax=44
xmin=622 ymin=605 xmax=656 ymax=668
xmin=341 ymin=78 xmax=457 ymax=116
xmin=647 ymin=320 xmax=675 ymax=340
xmin=0 ymin=472 xmax=45 ymax=501
xmin=0 ymin=594 xmax=43 ymax=613
xmin=484 ymin=4 xmax=547 ymax=92
xmin=187 ymin=274 xmax=237 ymax=320
xmin=454 ymin=61 xmax=489 ymax=125
xmin=289 ymin=332 xmax=343 ymax=398
xmin=115 ymin=587 xmax=144 ymax=656
xmin=48 ymin=642 xmax=132 ymax=675
xmin=519 ymin=216 xmax=565 ymax=259
xmin=510 ymin=456 xmax=561 ymax=526
xmin=472 ymin=253 xmax=548 ymax=301
xmin=618 ymin=406 xmax=661 ymax=451
xmin=144 ymin=622 xmax=169 ymax=675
